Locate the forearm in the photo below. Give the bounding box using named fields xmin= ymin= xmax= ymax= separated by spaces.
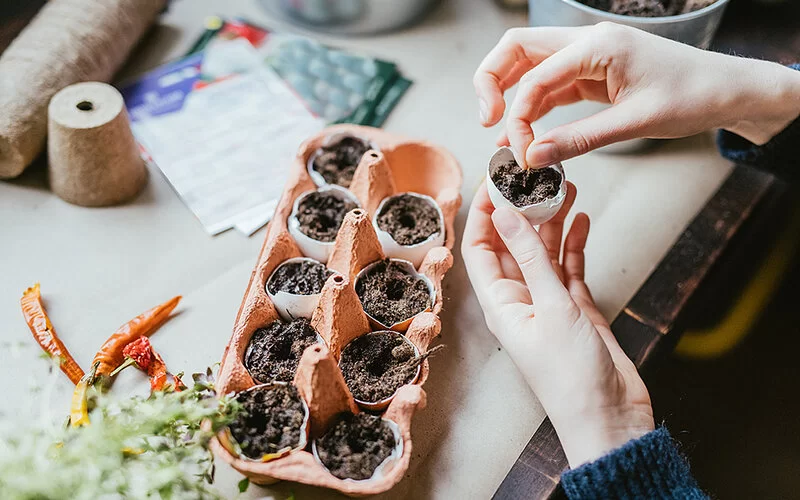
xmin=716 ymin=63 xmax=800 ymax=176
xmin=721 ymin=60 xmax=800 ymax=146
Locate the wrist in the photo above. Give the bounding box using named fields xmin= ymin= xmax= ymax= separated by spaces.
xmin=721 ymin=59 xmax=800 ymax=145
xmin=550 ymin=404 xmax=655 ymax=469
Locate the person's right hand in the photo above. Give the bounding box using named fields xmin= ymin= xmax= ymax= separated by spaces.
xmin=474 ymin=23 xmax=800 ymax=169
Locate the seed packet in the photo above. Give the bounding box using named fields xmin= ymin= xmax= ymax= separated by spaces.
xmin=120 ymin=40 xmax=323 ymax=235
xmin=186 ymin=17 xmax=412 ymax=127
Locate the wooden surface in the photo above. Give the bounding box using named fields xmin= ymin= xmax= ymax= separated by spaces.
xmin=494 ymin=165 xmax=779 ymax=499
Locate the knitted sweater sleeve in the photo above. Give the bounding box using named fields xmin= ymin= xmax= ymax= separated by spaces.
xmin=560 ymin=427 xmax=708 ymax=500
xmin=717 ymin=63 xmax=800 ymax=181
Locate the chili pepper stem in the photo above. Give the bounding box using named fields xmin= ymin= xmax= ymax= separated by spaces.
xmin=70 ymin=362 xmax=100 ymax=428
xmin=110 ymin=357 xmax=139 ymax=377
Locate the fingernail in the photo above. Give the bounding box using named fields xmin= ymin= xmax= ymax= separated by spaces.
xmin=512 ymin=147 xmax=528 ymax=169
xmin=527 ymin=142 xmax=559 ymax=168
xmin=479 ymin=98 xmax=488 ymax=124
xmin=492 ymin=208 xmax=522 ymax=238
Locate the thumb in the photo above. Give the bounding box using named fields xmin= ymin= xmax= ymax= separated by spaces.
xmin=491 ymin=207 xmax=570 ymax=310
xmin=525 ymin=101 xmax=648 ymax=167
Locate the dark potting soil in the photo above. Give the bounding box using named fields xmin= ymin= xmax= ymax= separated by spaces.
xmin=268 ymin=260 xmax=332 ymax=295
xmin=355 ymin=259 xmax=432 ymax=327
xmin=340 ymin=332 xmax=418 ymax=403
xmin=315 ymin=412 xmax=397 ymax=480
xmin=228 ymin=384 xmax=306 ymax=459
xmin=312 ymin=136 xmax=372 ymax=187
xmin=577 ymin=0 xmax=717 ymax=16
xmin=296 ymin=190 xmax=358 ymax=242
xmin=244 ymin=318 xmax=320 ymax=383
xmin=376 ymin=194 xmax=442 ymax=246
xmin=491 ymin=159 xmax=562 ymax=208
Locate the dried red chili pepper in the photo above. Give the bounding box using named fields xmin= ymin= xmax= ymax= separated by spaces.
xmin=111 ymin=335 xmax=184 ymax=392
xmin=148 ymin=351 xmax=185 ymax=392
xmin=21 ymin=284 xmax=85 ymax=384
xmin=121 ymin=336 xmax=155 ymax=373
xmin=92 ymin=296 xmax=181 ymax=387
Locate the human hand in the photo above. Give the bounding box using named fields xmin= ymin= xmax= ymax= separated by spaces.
xmin=462 ymin=183 xmax=654 ymax=467
xmin=474 ymin=23 xmax=800 ymax=168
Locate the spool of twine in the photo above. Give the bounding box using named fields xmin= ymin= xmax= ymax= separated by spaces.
xmin=48 ymin=82 xmax=147 ymax=207
xmin=0 ymin=0 xmax=167 ymax=179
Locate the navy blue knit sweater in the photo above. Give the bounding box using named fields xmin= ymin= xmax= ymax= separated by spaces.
xmin=560 ymin=64 xmax=800 ymax=500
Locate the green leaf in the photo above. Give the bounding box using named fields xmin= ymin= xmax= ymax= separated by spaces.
xmin=238 ymin=477 xmax=250 ymax=493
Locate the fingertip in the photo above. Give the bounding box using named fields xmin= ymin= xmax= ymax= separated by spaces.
xmin=566 ymin=181 xmax=577 ymax=199
xmin=491 ymin=206 xmax=526 ymax=240
xmin=474 ymin=77 xmax=506 ymax=127
xmin=468 ymin=180 xmax=495 ymax=219
xmin=485 ymin=96 xmax=506 ymax=127
xmin=551 ymin=181 xmax=577 ymax=222
xmin=568 ymin=212 xmax=591 ymax=246
xmin=495 ymin=130 xmax=510 ymax=147
xmin=526 ymin=141 xmax=561 ymax=169
xmin=507 ymin=120 xmax=535 ymax=169
xmin=576 ymin=212 xmax=591 ymax=233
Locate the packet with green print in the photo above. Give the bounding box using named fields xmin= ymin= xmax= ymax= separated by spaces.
xmin=187 ymin=17 xmax=412 ymax=127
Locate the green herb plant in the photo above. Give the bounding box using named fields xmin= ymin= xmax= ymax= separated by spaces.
xmin=0 ymin=368 xmax=240 ymax=500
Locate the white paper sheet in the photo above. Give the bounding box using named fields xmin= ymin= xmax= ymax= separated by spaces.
xmin=130 ymin=51 xmax=323 ymax=235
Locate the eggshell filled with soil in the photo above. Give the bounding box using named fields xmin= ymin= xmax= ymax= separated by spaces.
xmin=486 ymin=146 xmax=567 ymax=226
xmin=311 ymin=413 xmax=404 ymax=483
xmin=218 ymin=382 xmax=310 ymax=463
xmin=307 ymin=132 xmax=380 ymax=188
xmin=266 ymin=257 xmax=336 ymax=320
xmin=354 ymin=258 xmax=435 ymax=332
xmin=339 ymin=330 xmax=422 ymax=411
xmin=288 ymin=185 xmax=361 ymax=263
xmin=373 ymin=192 xmax=445 ymax=268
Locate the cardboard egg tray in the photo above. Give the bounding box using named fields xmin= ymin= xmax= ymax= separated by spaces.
xmin=212 ymin=124 xmax=462 ymax=496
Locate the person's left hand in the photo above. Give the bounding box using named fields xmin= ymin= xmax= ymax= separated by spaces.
xmin=461 ymin=182 xmax=654 ymax=467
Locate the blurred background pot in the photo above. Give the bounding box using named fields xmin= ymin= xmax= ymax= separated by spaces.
xmin=528 ymin=0 xmax=731 ymax=154
xmin=257 ymin=0 xmax=441 ymax=36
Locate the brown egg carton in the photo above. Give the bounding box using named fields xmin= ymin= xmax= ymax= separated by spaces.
xmin=212 ymin=124 xmax=462 ymax=496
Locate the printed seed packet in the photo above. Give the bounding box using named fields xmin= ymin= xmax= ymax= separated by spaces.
xmin=186 ymin=17 xmax=412 ymax=127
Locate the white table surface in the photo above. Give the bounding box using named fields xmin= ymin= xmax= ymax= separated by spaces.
xmin=0 ymin=0 xmax=733 ymax=498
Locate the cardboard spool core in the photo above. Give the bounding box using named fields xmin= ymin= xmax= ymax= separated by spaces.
xmin=47 ymin=81 xmax=147 ymax=207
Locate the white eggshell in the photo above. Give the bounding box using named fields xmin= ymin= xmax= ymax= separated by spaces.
xmin=486 ymin=146 xmax=567 ymax=226
xmin=340 ymin=331 xmax=421 ymax=412
xmin=288 ymin=185 xmax=361 ymax=263
xmin=355 ymin=259 xmax=436 ymax=332
xmin=306 ymin=132 xmax=381 ymax=187
xmin=373 ymin=193 xmax=446 ymax=269
xmin=220 ymin=382 xmax=310 ymax=462
xmin=266 ymin=257 xmax=331 ymax=321
xmin=312 ymin=417 xmax=404 ymax=483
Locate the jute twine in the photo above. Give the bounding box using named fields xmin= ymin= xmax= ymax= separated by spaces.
xmin=0 ymin=0 xmax=166 ymax=179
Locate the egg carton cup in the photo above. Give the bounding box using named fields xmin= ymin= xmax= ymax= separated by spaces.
xmin=213 ymin=124 xmax=462 ymax=496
